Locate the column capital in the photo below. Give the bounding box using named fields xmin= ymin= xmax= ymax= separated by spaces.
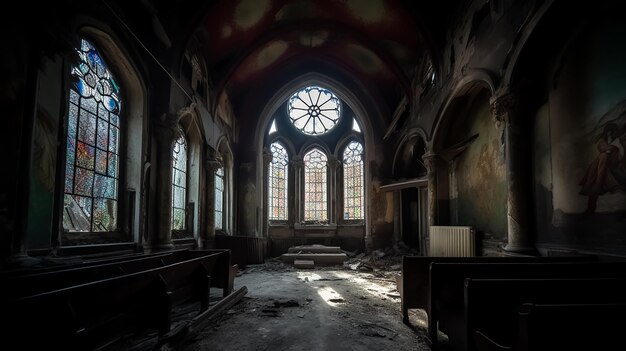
xmin=291 ymin=156 xmax=304 ymax=168
xmin=422 ymin=152 xmax=440 ymax=174
xmin=327 ymin=155 xmax=341 ymax=169
xmin=155 ymin=112 xmax=183 ymax=143
xmin=489 ymin=93 xmax=518 ymax=126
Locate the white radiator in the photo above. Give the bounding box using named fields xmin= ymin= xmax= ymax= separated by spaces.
xmin=429 ymin=226 xmax=475 ymax=256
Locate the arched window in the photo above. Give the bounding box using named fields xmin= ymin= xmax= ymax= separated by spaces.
xmin=288 ymin=86 xmax=341 ymax=135
xmin=343 ymin=141 xmax=364 ymax=220
xmin=215 ymin=166 xmax=224 ymax=229
xmin=171 ymin=134 xmax=187 ymax=231
xmin=304 ymin=148 xmax=328 ymax=222
xmin=268 ymin=142 xmax=289 ymax=220
xmin=63 ymin=38 xmax=122 ymax=232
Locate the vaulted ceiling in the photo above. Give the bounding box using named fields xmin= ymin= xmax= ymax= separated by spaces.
xmin=129 ymin=0 xmax=458 ymax=127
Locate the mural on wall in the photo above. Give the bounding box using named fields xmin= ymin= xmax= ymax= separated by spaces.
xmin=578 ymin=102 xmax=626 ymax=214
xmin=451 ymin=92 xmax=507 ymax=240
xmin=533 ymin=15 xmax=626 ymax=253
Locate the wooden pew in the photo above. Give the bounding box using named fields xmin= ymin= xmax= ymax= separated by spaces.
xmin=4 ymin=249 xmax=234 ymax=300
xmin=428 ymin=262 xmax=626 ymax=350
xmin=5 ymin=250 xmax=230 ymax=350
xmin=0 ymin=248 xmax=190 ymax=278
xmin=466 ymin=279 xmax=626 ymax=351
xmin=399 ymin=255 xmax=595 ymax=324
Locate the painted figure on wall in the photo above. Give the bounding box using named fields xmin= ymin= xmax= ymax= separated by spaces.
xmin=579 ymin=116 xmax=626 ymax=214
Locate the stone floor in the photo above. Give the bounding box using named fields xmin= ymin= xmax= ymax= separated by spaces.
xmin=181 ymin=263 xmax=433 ymax=351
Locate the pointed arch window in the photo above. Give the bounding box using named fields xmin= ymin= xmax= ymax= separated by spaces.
xmin=343 ymin=141 xmax=364 ymax=220
xmin=171 ymin=134 xmax=188 ymax=230
xmin=215 ymin=166 xmax=224 ymax=229
xmin=304 ymin=148 xmax=328 ymax=222
xmin=269 ymin=142 xmax=289 ymax=220
xmin=63 ymin=38 xmax=122 ymax=232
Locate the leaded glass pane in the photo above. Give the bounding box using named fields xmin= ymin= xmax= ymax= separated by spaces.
xmin=288 ymin=86 xmax=341 ymax=135
xmin=215 ymin=166 xmax=224 ymax=229
xmin=171 ymin=134 xmax=187 ymax=231
xmin=268 ymin=142 xmax=289 ymax=221
xmin=343 ymin=141 xmax=364 ymax=220
xmin=63 ymin=39 xmax=122 ymax=232
xmin=304 ymin=148 xmax=327 ymax=222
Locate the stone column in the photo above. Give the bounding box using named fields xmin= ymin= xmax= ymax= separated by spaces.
xmin=262 ymin=149 xmax=272 ymax=237
xmin=291 ymin=157 xmax=304 ymax=224
xmin=203 ymin=149 xmax=222 ymax=248
xmin=151 ymin=113 xmax=183 ymax=251
xmin=327 ymin=156 xmax=341 ymax=224
xmin=490 ymin=93 xmax=535 ymax=255
xmin=422 ymin=152 xmax=441 ymax=255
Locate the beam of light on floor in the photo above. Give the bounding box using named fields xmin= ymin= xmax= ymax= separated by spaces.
xmin=315 ymin=285 xmax=344 ymax=307
xmin=332 ymin=271 xmax=393 ymax=299
xmin=297 ymin=272 xmax=322 ymax=281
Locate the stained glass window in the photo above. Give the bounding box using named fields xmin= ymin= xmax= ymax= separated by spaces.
xmin=304 ymin=148 xmax=328 ymax=222
xmin=288 ymin=86 xmax=341 ymax=135
xmin=268 ymin=142 xmax=289 ymax=220
xmin=171 ymin=134 xmax=188 ymax=230
xmin=215 ymin=166 xmax=224 ymax=229
xmin=63 ymin=39 xmax=121 ymax=232
xmin=343 ymin=141 xmax=364 ymax=220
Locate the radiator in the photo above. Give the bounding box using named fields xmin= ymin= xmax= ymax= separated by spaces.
xmin=429 ymin=226 xmax=475 ymax=256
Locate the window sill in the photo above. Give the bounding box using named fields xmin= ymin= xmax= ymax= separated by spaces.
xmin=294 ymin=223 xmax=338 ymax=230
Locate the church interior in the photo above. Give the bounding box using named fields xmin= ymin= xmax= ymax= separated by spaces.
xmin=2 ymin=0 xmax=626 ymax=350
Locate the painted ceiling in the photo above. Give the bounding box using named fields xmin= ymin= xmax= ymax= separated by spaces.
xmin=152 ymin=0 xmax=455 ymax=127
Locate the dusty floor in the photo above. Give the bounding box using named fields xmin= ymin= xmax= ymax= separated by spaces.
xmin=182 ymin=261 xmax=432 ymax=351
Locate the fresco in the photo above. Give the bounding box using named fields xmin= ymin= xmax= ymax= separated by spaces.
xmin=533 ymin=16 xmax=626 ymax=253
xmin=578 ymin=103 xmax=626 ymax=214
xmin=452 ymin=93 xmax=507 ymax=240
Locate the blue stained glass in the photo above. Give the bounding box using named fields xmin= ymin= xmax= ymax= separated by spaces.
xmin=64 ymin=162 xmax=74 ymax=193
xmin=70 ymin=89 xmax=79 ymax=104
xmin=95 ymin=149 xmax=107 ymax=174
xmin=81 ymin=97 xmax=97 ymax=114
xmin=68 ymin=104 xmax=78 ymax=137
xmin=97 ymin=118 xmax=108 ymax=149
xmin=109 ymin=126 xmax=119 ymax=153
xmin=78 ymin=110 xmax=96 ymax=144
xmin=75 ymin=79 xmax=92 ymax=97
xmin=65 ymin=38 xmax=122 ymax=233
xmin=75 ymin=168 xmax=94 ymax=196
xmin=102 ymin=95 xmax=119 ymax=113
xmin=110 ymin=114 xmax=119 ymax=127
xmin=66 ymin=138 xmax=76 ymax=166
xmin=108 ymin=153 xmax=118 ymax=177
xmin=98 ymin=104 xmax=108 ymax=121
xmin=105 ymin=177 xmax=116 ymax=199
xmin=93 ymin=174 xmax=106 ymax=197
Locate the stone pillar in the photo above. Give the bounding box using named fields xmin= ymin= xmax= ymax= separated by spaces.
xmin=262 ymin=149 xmax=272 ymax=236
xmin=151 ymin=113 xmax=183 ymax=251
xmin=203 ymin=149 xmax=222 ymax=248
xmin=490 ymin=93 xmax=535 ymax=255
xmin=327 ymin=156 xmax=341 ymax=224
xmin=291 ymin=157 xmax=304 ymax=224
xmin=422 ymin=152 xmax=441 ymax=255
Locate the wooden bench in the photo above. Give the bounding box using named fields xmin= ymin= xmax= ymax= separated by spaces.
xmin=398 ymin=255 xmax=595 ymax=324
xmin=428 ymin=262 xmax=626 ymax=350
xmin=466 ymin=279 xmax=626 ymax=351
xmin=5 ymin=250 xmax=231 ymax=350
xmin=0 ymin=248 xmax=190 ymax=278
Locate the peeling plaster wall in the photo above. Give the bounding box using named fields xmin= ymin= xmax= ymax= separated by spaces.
xmin=451 ymin=93 xmax=507 ymax=240
xmin=534 ymin=15 xmax=626 ymax=255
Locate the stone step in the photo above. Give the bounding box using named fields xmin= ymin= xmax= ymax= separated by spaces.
xmin=287 ymin=245 xmax=342 ymax=254
xmin=294 ymin=260 xmax=315 ymax=269
xmin=281 ymin=253 xmax=347 ymax=265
